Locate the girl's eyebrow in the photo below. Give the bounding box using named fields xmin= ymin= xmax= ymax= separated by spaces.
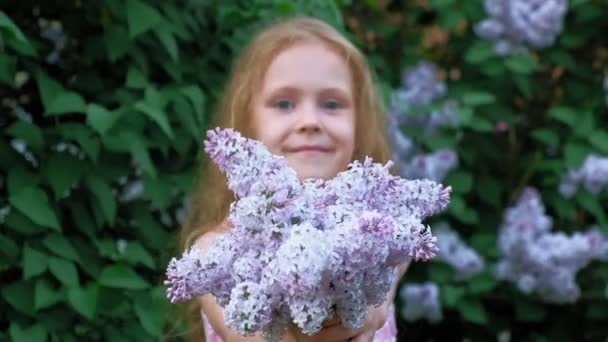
xmin=266 ymin=85 xmax=352 ymax=98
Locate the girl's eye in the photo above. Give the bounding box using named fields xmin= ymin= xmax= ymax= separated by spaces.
xmin=274 ymin=99 xmax=295 ymax=111
xmin=321 ymin=100 xmax=341 ymax=110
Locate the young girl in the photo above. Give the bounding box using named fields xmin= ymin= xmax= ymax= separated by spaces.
xmin=178 ymin=16 xmax=409 ymax=342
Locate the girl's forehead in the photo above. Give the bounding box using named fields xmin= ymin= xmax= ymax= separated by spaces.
xmin=261 ymin=42 xmax=353 ymax=91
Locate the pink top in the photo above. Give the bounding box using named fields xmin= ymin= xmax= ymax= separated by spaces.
xmin=202 ymin=304 xmax=397 ymax=342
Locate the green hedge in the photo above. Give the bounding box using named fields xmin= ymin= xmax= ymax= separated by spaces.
xmin=1 ymin=1 xmax=607 ymax=341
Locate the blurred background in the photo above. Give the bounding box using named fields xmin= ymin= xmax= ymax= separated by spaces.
xmin=1 ymin=0 xmax=608 ymax=341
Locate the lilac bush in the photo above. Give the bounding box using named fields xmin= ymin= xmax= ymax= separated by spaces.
xmin=399 ymin=282 xmax=443 ymax=323
xmin=559 ymin=154 xmax=608 ymax=198
xmin=474 ymin=0 xmax=568 ymax=55
xmin=387 ymin=61 xmax=459 ymax=182
xmin=433 ymin=222 xmax=485 ymax=281
xmin=495 ymin=188 xmax=607 ymax=303
xmin=165 ymin=128 xmax=451 ymax=340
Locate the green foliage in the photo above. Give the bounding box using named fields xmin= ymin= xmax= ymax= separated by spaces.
xmin=1 ymin=0 xmax=607 ymax=341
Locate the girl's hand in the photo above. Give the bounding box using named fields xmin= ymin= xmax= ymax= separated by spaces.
xmin=305 ymin=302 xmax=389 ymax=342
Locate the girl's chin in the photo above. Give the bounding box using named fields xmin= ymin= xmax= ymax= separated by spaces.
xmin=294 ymin=167 xmax=336 ymax=181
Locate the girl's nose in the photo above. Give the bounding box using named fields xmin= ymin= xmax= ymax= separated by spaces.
xmin=295 ymin=102 xmax=321 ymax=133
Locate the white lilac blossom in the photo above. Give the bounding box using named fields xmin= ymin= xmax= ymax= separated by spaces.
xmin=165 ymin=128 xmax=451 ymax=341
xmin=434 ymin=222 xmax=485 ymax=281
xmin=399 ymin=282 xmax=443 ymax=323
xmin=559 ymin=154 xmax=608 ymax=198
xmin=474 ymin=0 xmax=568 ymax=56
xmin=495 ymin=187 xmax=607 ymax=304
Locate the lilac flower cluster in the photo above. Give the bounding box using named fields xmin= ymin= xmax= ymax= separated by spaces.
xmin=559 ymin=154 xmax=608 ymax=198
xmin=390 ymin=62 xmax=459 ymax=136
xmin=405 ymin=150 xmax=459 ymax=183
xmin=165 ymin=128 xmax=451 ymax=341
xmin=387 ymin=61 xmax=459 ymax=182
xmin=495 ymin=188 xmax=607 ymax=303
xmin=474 ymin=0 xmax=568 ymax=56
xmin=399 ymin=282 xmax=443 ymax=323
xmin=433 ymin=222 xmax=485 ymax=281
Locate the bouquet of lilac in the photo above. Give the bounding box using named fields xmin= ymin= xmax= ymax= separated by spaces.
xmin=165 ymin=128 xmax=451 ymax=341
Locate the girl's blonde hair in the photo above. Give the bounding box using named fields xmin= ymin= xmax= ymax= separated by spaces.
xmin=175 ymin=15 xmax=392 ymax=341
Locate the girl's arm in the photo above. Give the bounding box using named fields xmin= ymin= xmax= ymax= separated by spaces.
xmin=195 ymin=231 xmax=296 ymax=342
xmin=387 ymin=260 xmax=411 ymax=303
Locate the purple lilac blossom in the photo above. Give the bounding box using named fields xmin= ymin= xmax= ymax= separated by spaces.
xmin=405 ymin=149 xmax=459 ymax=183
xmin=165 ymin=128 xmax=451 ymax=341
xmin=387 ymin=62 xmax=459 ymax=183
xmin=474 ymin=0 xmax=568 ymax=56
xmin=559 ymin=154 xmax=608 ymax=198
xmin=495 ymin=187 xmax=607 ymax=303
xmin=433 ymin=222 xmax=485 ymax=281
xmin=399 ymin=282 xmax=443 ymax=323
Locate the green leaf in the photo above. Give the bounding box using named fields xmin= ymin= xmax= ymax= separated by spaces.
xmin=43 ymin=233 xmax=80 ymax=262
xmin=47 ymin=92 xmax=86 ymax=115
xmin=449 ymin=196 xmax=479 ymax=224
xmin=68 ymin=283 xmax=99 ymax=319
xmin=0 ymin=234 xmax=19 ymax=263
xmin=428 ymin=263 xmax=454 ymax=283
xmin=0 ymin=53 xmax=16 ymax=86
xmin=589 ymin=131 xmax=608 ymax=153
xmin=465 ymin=40 xmax=495 ymax=64
xmin=9 ymin=186 xmax=61 ymax=231
xmin=86 ymin=104 xmax=123 ymax=135
xmin=57 ymin=123 xmax=100 ymax=162
xmin=104 ymin=25 xmax=130 ymax=61
xmin=9 ymin=322 xmax=47 ymax=342
xmin=505 ymin=53 xmax=538 ymax=74
xmin=467 ymin=117 xmax=493 ymax=132
xmin=5 ymin=209 xmax=47 ymax=236
xmin=23 ymin=245 xmax=48 ymax=279
xmin=0 ymin=12 xmax=28 ymax=41
xmin=119 ymin=130 xmax=157 ymax=177
xmin=564 ymin=142 xmax=589 ymax=168
xmin=445 ymin=171 xmax=473 ymax=194
xmin=35 ymin=70 xmax=63 ymax=112
xmin=5 ymin=121 xmax=45 ymax=152
xmin=576 ymin=192 xmax=608 ymax=228
xmin=143 ymin=174 xmax=171 ymax=209
xmin=2 ymin=280 xmax=35 ymax=315
xmin=123 ymin=242 xmax=155 ymax=268
xmin=515 ymin=300 xmax=547 ymax=322
xmin=134 ymin=290 xmax=167 ymax=337
xmin=155 ymin=26 xmax=179 ymax=61
xmin=44 ymin=153 xmax=86 ymax=199
xmin=457 ymin=297 xmax=488 ymax=324
xmin=134 ymin=101 xmax=174 ymax=139
xmin=531 ymin=128 xmax=560 ymax=147
xmin=85 ymin=175 xmax=117 ymax=226
xmin=476 ymin=178 xmax=501 ymax=208
xmin=34 ymin=279 xmax=63 ymax=310
xmin=127 ymin=0 xmax=163 ymax=38
xmin=461 ymin=91 xmax=496 ymax=106
xmin=99 ymin=264 xmax=149 ymax=289
xmin=456 ymin=107 xmax=473 ymax=125
xmin=441 ymin=284 xmax=466 ymax=308
xmin=126 ymin=67 xmax=147 ymax=89
xmin=548 ymin=107 xmax=577 ymax=126
xmin=467 ymin=271 xmax=497 ymax=294
xmin=48 ymin=257 xmax=79 ymax=288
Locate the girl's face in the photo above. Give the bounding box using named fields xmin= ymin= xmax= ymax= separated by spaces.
xmin=252 ymin=42 xmax=356 ymax=180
